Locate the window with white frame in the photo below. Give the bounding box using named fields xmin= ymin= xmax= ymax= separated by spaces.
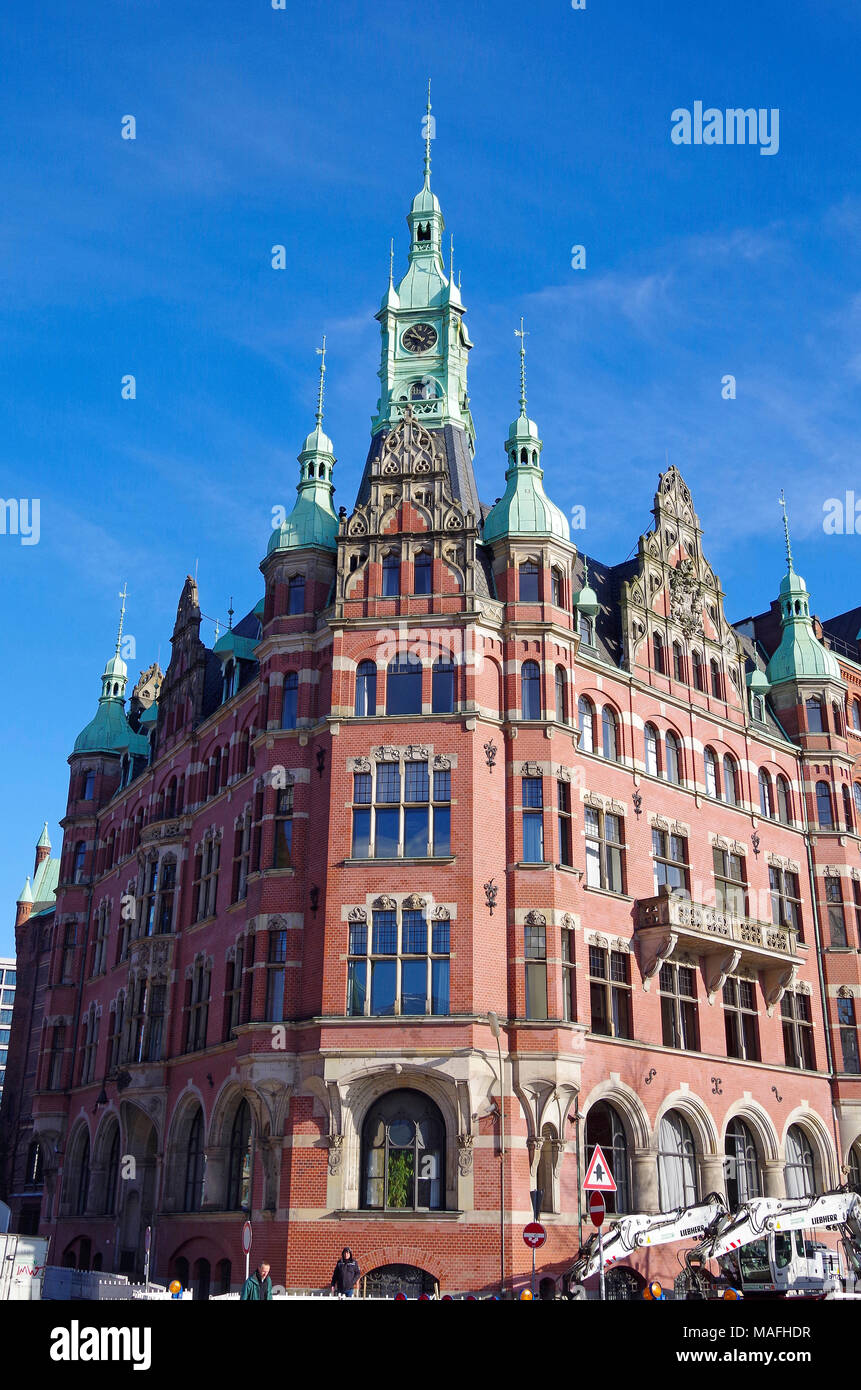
xmin=347 ymin=904 xmax=450 ymax=1017
xmin=351 ymin=758 xmax=451 ymax=859
xmin=585 ymin=807 xmax=624 ymax=893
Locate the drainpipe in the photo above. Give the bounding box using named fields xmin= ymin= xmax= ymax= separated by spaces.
xmin=800 ymin=794 xmax=843 ymax=1180
xmin=488 ymin=1013 xmax=505 ymax=1297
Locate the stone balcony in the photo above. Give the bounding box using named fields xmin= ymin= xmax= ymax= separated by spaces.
xmin=636 ymin=891 xmax=802 ymax=1014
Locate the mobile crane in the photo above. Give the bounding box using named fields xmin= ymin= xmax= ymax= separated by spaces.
xmin=567 ymin=1187 xmax=861 ymax=1299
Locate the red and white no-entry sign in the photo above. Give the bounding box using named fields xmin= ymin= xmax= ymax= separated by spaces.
xmin=522 ymin=1221 xmax=547 ymax=1249
xmin=241 ymin=1220 xmax=253 ymax=1254
xmin=588 ymin=1191 xmax=606 ymax=1228
xmin=583 ymin=1143 xmax=617 ymax=1193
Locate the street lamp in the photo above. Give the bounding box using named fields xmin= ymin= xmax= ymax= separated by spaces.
xmin=487 ymin=1011 xmax=505 ymax=1298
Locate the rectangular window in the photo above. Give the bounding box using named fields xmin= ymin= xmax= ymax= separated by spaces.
xmin=562 ymin=928 xmax=577 ymax=1021
xmin=60 ymin=921 xmax=77 ymax=983
xmin=265 ymin=928 xmax=286 ymax=1023
xmin=781 ymin=992 xmax=815 ymax=1070
xmin=348 ymin=908 xmax=450 ymax=1017
xmin=273 ymin=787 xmax=294 ymax=869
xmin=522 ymin=778 xmax=544 ymax=861
xmin=352 ymin=759 xmax=451 ymax=860
xmin=224 ymin=944 xmax=244 ymax=1040
xmin=838 ymin=997 xmax=860 ymax=1074
xmin=652 ymin=829 xmax=688 ymax=893
xmin=659 ymin=963 xmax=700 ymax=1050
xmin=769 ymin=867 xmax=803 ymax=943
xmin=588 ymin=946 xmax=632 ymax=1038
xmin=713 ymin=847 xmax=747 ymax=917
xmin=558 ymin=781 xmax=573 ymax=866
xmin=47 ymin=1025 xmax=65 ymax=1090
xmin=585 ymin=809 xmax=625 ymax=893
xmin=524 ymin=925 xmax=548 ymax=1021
xmin=723 ymin=977 xmax=760 ymax=1061
xmin=825 ymin=877 xmax=847 ymax=947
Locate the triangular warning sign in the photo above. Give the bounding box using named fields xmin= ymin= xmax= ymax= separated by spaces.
xmin=583 ymin=1143 xmax=617 ymax=1192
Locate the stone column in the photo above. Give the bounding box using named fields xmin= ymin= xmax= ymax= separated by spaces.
xmin=762 ymin=1160 xmax=786 ymax=1199
xmin=631 ymin=1149 xmax=660 ymax=1213
xmin=699 ymin=1155 xmax=727 ymax=1200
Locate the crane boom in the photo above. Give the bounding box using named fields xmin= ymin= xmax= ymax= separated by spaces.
xmin=568 ymin=1194 xmax=727 ymax=1282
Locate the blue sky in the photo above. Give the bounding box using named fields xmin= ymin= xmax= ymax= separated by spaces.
xmin=2 ymin=0 xmax=861 ymax=953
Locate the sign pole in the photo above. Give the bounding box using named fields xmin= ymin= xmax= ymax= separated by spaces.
xmin=531 ymin=1242 xmax=536 ymax=1298
xmin=598 ymin=1224 xmax=605 ymax=1302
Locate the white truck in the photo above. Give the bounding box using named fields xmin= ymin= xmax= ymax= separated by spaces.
xmin=0 ymin=1231 xmax=52 ymax=1301
xmin=567 ymin=1187 xmax=861 ymax=1299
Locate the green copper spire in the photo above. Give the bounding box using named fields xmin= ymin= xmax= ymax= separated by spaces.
xmin=483 ymin=320 xmax=570 ymax=544
xmin=73 ymin=594 xmax=150 ymax=756
xmin=18 ymin=875 xmax=33 ymax=904
xmin=37 ymin=821 xmax=51 ymax=850
xmin=573 ymin=553 xmax=599 ymax=619
xmin=766 ymin=492 xmax=841 ymax=685
xmin=371 ymin=87 xmax=474 ymax=442
xmin=268 ymin=337 xmax=339 ymax=555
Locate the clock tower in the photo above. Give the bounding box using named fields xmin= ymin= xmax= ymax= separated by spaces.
xmin=371 ymin=94 xmax=474 ymax=447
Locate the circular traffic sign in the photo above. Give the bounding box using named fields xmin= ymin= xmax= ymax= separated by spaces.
xmin=241 ymin=1220 xmax=253 ymax=1254
xmin=522 ymin=1221 xmax=547 ymax=1249
xmin=588 ymin=1192 xmax=605 ymax=1228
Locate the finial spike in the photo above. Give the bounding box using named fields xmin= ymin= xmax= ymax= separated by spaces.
xmin=389 ymin=238 xmax=395 ymax=286
xmin=779 ymin=489 xmax=794 ymax=571
xmin=315 ymin=334 xmax=327 ymax=426
xmin=115 ymin=582 xmax=128 ymax=656
xmin=583 ymin=555 xmax=590 ymax=586
xmin=450 ymin=234 xmax=454 ymax=285
xmin=514 ymin=316 xmax=529 ymax=415
xmin=424 ymin=77 xmax=432 ymax=184
xmin=228 ymin=596 xmax=234 ymax=631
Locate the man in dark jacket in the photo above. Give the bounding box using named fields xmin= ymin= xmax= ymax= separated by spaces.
xmin=330 ymin=1247 xmax=360 ymax=1298
xmin=241 ymin=1262 xmax=273 ymax=1300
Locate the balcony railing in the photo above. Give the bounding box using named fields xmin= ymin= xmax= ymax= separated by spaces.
xmin=636 ymin=891 xmax=801 ymax=1012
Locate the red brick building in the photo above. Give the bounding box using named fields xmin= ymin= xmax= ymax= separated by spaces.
xmin=25 ymin=149 xmax=861 ymax=1298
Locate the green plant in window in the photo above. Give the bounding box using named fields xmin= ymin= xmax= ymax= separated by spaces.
xmin=387 ymin=1150 xmax=414 ymax=1208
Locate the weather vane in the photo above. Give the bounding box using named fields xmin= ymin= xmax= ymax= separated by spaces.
xmin=514 ymin=317 xmax=529 ymax=413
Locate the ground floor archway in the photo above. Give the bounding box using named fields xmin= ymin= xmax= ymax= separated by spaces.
xmin=362 ymin=1263 xmax=437 ymax=1299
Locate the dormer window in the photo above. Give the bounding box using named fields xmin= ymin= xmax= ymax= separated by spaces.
xmin=417 ymin=222 xmax=431 ymax=242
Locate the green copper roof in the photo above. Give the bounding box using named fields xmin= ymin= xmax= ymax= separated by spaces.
xmin=765 ymin=511 xmax=841 ymax=685
xmin=32 ymin=854 xmax=59 ymax=911
xmin=268 ymin=340 xmax=339 ymax=556
xmin=37 ymin=821 xmax=51 ymax=849
xmin=73 ymin=607 xmax=151 ymax=755
xmin=747 ymin=667 xmax=771 ymax=693
xmin=213 ymin=630 xmax=259 ymax=662
xmin=483 ymin=326 xmax=570 ymax=543
xmin=572 ymin=558 xmax=599 ymax=618
xmin=18 ymin=876 xmax=33 ymax=904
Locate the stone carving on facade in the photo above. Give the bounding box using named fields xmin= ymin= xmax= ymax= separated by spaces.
xmin=372 ymin=895 xmax=397 ymax=911
xmin=353 ymin=756 xmax=371 ymax=773
xmin=433 ymin=755 xmax=451 ymax=770
xmin=521 ymin=761 xmax=542 ymax=777
xmin=373 ymin=746 xmax=401 ymax=762
xmin=561 ymin=914 xmax=577 ymax=931
xmin=432 ymin=905 xmax=450 ymax=920
xmin=669 ymin=558 xmax=704 ymax=636
xmin=402 ymin=894 xmax=427 ymax=910
xmin=406 ymin=745 xmax=429 ymax=760
xmin=268 ymin=915 xmax=290 ymax=932
xmin=764 ymin=965 xmax=798 ymax=1018
xmin=525 ymin=910 xmax=546 ymax=927
xmin=327 ymin=1134 xmax=344 ymax=1174
xmin=638 ymin=931 xmax=678 ymax=991
xmin=704 ymin=948 xmax=741 ymax=1005
xmin=457 ymin=1134 xmax=474 ymax=1175
xmin=347 ymin=907 xmax=367 ymax=923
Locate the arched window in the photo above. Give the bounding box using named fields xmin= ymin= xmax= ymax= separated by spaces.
xmin=74 ymin=1133 xmax=91 ymax=1217
xmin=722 ymin=755 xmax=738 ymax=806
xmin=854 ymin=783 xmax=861 ymax=821
xmin=585 ymin=1102 xmax=630 ymax=1214
xmin=657 ymin=1111 xmax=698 ymax=1211
xmin=387 ymin=653 xmax=422 ymax=716
xmin=355 ymin=660 xmax=377 ymax=717
xmin=785 ymin=1125 xmax=816 ymax=1198
xmin=382 ymin=552 xmax=400 ymax=598
xmin=184 ymin=1109 xmax=205 ymax=1212
xmin=601 ymin=705 xmax=618 ymax=761
xmin=519 ymin=561 xmax=539 ymax=602
xmin=806 ymin=697 xmax=824 ymax=733
xmin=362 ymin=1089 xmax=445 ymax=1211
xmin=704 ymin=747 xmax=719 ymax=799
xmin=672 ymin=641 xmax=685 ymax=682
xmin=775 ymin=775 xmax=791 ymax=824
xmin=665 ymin=731 xmax=681 ymax=784
xmin=551 ymin=569 xmax=563 ymax=607
xmin=644 ymin=722 xmax=659 ymax=776
xmin=227 ymin=1100 xmax=252 ymax=1211
xmin=578 ymin=612 xmax=595 ymax=646
xmin=758 ymin=769 xmax=773 ymax=819
xmin=414 ymin=552 xmax=432 ymax=595
xmin=692 ymin=649 xmax=706 ymax=693
xmin=521 ymin=661 xmax=541 ymax=720
xmin=816 ymin=781 xmax=833 ymax=829
xmin=848 ymin=1141 xmax=861 ymax=1191
xmin=554 ymin=666 xmax=567 ymax=724
xmin=536 ymin=1123 xmax=558 ymax=1215
xmin=725 ymin=1118 xmax=761 ymax=1207
xmin=653 ymin=631 xmax=665 ymax=675
xmin=842 ymin=783 xmax=854 ymax=831
xmin=281 ymin=672 xmax=298 ymax=730
xmin=287 ymin=574 xmax=305 ymax=615
xmin=578 ymin=696 xmax=595 ymax=754
xmin=710 ymin=659 xmax=722 ymax=699
xmin=431 ymin=656 xmax=455 ymax=714
xmin=852 ymin=699 xmax=861 ymax=733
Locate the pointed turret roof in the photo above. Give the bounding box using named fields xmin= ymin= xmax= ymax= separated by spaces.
xmin=483 ymin=320 xmax=570 ymax=543
xmin=37 ymin=822 xmax=51 ymax=850
xmin=18 ymin=876 xmax=33 ymax=904
xmin=73 ymin=590 xmax=151 ymax=755
xmin=267 ymin=338 xmax=339 ymax=556
xmin=766 ymin=493 xmax=841 ymax=685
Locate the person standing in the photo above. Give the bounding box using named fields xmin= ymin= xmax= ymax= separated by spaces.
xmin=241 ymin=1261 xmax=273 ymax=1300
xmin=330 ymin=1247 xmax=360 ymax=1298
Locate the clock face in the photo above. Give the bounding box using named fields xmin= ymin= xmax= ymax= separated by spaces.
xmin=402 ymin=322 xmax=438 ymax=354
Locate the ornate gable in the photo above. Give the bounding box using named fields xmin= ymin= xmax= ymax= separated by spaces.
xmin=620 ymin=467 xmax=745 ymax=699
